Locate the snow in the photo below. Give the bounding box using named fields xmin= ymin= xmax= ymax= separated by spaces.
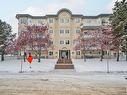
xmin=0 ymin=57 xmax=127 ymax=95
xmin=73 ymin=59 xmax=127 ymax=72
xmin=0 ymin=56 xmax=127 ymax=73
xmin=0 ymin=56 xmax=57 ymax=73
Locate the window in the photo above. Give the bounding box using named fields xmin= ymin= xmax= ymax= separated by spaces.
xmin=60 ymin=29 xmax=64 ymax=34
xmin=49 ymin=51 xmax=53 ymax=56
xmin=72 ymin=52 xmax=74 ymax=54
xmin=28 ymin=19 xmax=32 ymax=24
xmin=84 ymin=32 xmax=88 ymax=35
xmin=49 ymin=18 xmax=54 ymax=23
xmin=76 ymin=51 xmax=80 ymax=55
xmin=65 ymin=40 xmax=70 ymax=44
xmin=65 ymin=18 xmax=69 ymax=23
xmin=51 ymin=41 xmax=53 ymax=44
xmin=60 ymin=40 xmax=64 ymax=44
xmin=60 ymin=18 xmax=64 ymax=23
xmin=38 ymin=20 xmax=43 ymax=25
xmin=49 ymin=30 xmax=53 ymax=34
xmin=76 ymin=29 xmax=80 ymax=33
xmin=65 ymin=30 xmax=69 ymax=34
xmin=20 ymin=18 xmax=27 ymax=24
xmin=87 ymin=20 xmax=91 ymax=23
xmin=60 ymin=18 xmax=70 ymax=23
xmin=102 ymin=19 xmax=106 ymax=24
xmin=75 ymin=18 xmax=80 ymax=23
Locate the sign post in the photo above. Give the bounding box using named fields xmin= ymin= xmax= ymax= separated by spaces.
xmin=19 ymin=51 xmax=24 ymax=73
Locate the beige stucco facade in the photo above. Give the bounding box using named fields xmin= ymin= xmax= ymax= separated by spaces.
xmin=16 ymin=8 xmax=111 ymax=59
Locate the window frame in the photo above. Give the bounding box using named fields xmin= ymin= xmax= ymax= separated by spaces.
xmin=65 ymin=29 xmax=70 ymax=34
xmin=60 ymin=40 xmax=64 ymax=44
xmin=65 ymin=40 xmax=70 ymax=45
xmin=60 ymin=29 xmax=64 ymax=34
xmin=48 ymin=18 xmax=54 ymax=23
xmin=49 ymin=30 xmax=53 ymax=34
xmin=49 ymin=51 xmax=53 ymax=56
xmin=75 ymin=18 xmax=80 ymax=23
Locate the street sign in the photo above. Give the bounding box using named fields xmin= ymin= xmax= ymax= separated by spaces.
xmin=27 ymin=55 xmax=33 ymax=64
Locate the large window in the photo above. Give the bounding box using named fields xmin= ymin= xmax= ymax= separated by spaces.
xmin=87 ymin=19 xmax=91 ymax=23
xmin=65 ymin=30 xmax=70 ymax=34
xmin=76 ymin=29 xmax=80 ymax=33
xmin=59 ymin=18 xmax=70 ymax=23
xmin=49 ymin=30 xmax=53 ymax=34
xmin=60 ymin=40 xmax=64 ymax=44
xmin=75 ymin=18 xmax=80 ymax=23
xmin=60 ymin=40 xmax=70 ymax=45
xmin=60 ymin=18 xmax=64 ymax=23
xmin=65 ymin=40 xmax=70 ymax=44
xmin=48 ymin=18 xmax=54 ymax=23
xmin=38 ymin=20 xmax=43 ymax=25
xmin=49 ymin=51 xmax=53 ymax=56
xmin=51 ymin=41 xmax=53 ymax=45
xmin=76 ymin=51 xmax=80 ymax=55
xmin=60 ymin=29 xmax=64 ymax=34
xmin=65 ymin=18 xmax=69 ymax=23
xmin=20 ymin=18 xmax=27 ymax=24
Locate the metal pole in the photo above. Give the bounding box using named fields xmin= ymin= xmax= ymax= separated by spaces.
xmin=107 ymin=50 xmax=110 ymax=73
xmin=20 ymin=55 xmax=23 ymax=73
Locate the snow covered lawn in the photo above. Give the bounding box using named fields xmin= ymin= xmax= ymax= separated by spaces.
xmin=0 ymin=57 xmax=127 ymax=95
xmin=0 ymin=58 xmax=57 ymax=73
xmin=73 ymin=59 xmax=127 ymax=72
xmin=0 ymin=57 xmax=127 ymax=73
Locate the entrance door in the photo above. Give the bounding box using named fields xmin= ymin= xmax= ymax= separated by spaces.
xmin=59 ymin=50 xmax=70 ymax=59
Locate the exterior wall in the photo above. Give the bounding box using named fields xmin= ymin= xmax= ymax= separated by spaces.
xmin=16 ymin=9 xmax=111 ymax=59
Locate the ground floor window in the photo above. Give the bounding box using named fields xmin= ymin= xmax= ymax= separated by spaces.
xmin=76 ymin=51 xmax=80 ymax=55
xmin=60 ymin=40 xmax=64 ymax=44
xmin=49 ymin=51 xmax=53 ymax=56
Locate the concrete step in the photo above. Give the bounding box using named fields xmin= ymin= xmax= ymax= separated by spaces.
xmin=55 ymin=64 xmax=74 ymax=69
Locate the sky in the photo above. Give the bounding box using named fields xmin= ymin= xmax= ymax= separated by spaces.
xmin=0 ymin=0 xmax=120 ymax=34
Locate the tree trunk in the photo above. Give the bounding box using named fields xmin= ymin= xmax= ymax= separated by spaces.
xmin=125 ymin=38 xmax=127 ymax=61
xmin=126 ymin=51 xmax=127 ymax=61
xmin=38 ymin=50 xmax=41 ymax=62
xmin=1 ymin=50 xmax=4 ymax=61
xmin=116 ymin=50 xmax=119 ymax=61
xmin=23 ymin=52 xmax=26 ymax=62
xmin=100 ymin=50 xmax=104 ymax=61
xmin=38 ymin=54 xmax=41 ymax=62
xmin=84 ymin=53 xmax=86 ymax=61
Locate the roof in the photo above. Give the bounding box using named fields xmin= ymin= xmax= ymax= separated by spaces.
xmin=97 ymin=14 xmax=112 ymax=17
xmin=83 ymin=16 xmax=98 ymax=19
xmin=57 ymin=8 xmax=72 ymax=15
xmin=16 ymin=14 xmax=46 ymax=19
xmin=81 ymin=26 xmax=100 ymax=30
xmin=16 ymin=8 xmax=112 ymax=19
xmin=72 ymin=14 xmax=84 ymax=18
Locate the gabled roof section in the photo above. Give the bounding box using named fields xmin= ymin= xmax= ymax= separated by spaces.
xmin=72 ymin=14 xmax=84 ymax=18
xmin=83 ymin=16 xmax=98 ymax=19
xmin=97 ymin=14 xmax=112 ymax=17
xmin=16 ymin=14 xmax=32 ymax=19
xmin=46 ymin=15 xmax=57 ymax=18
xmin=57 ymin=8 xmax=72 ymax=15
xmin=81 ymin=26 xmax=100 ymax=30
xmin=16 ymin=14 xmax=46 ymax=19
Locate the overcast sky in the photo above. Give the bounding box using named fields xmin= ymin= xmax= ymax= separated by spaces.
xmin=0 ymin=0 xmax=120 ymax=34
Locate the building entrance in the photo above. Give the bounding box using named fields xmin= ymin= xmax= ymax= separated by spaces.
xmin=59 ymin=50 xmax=70 ymax=59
